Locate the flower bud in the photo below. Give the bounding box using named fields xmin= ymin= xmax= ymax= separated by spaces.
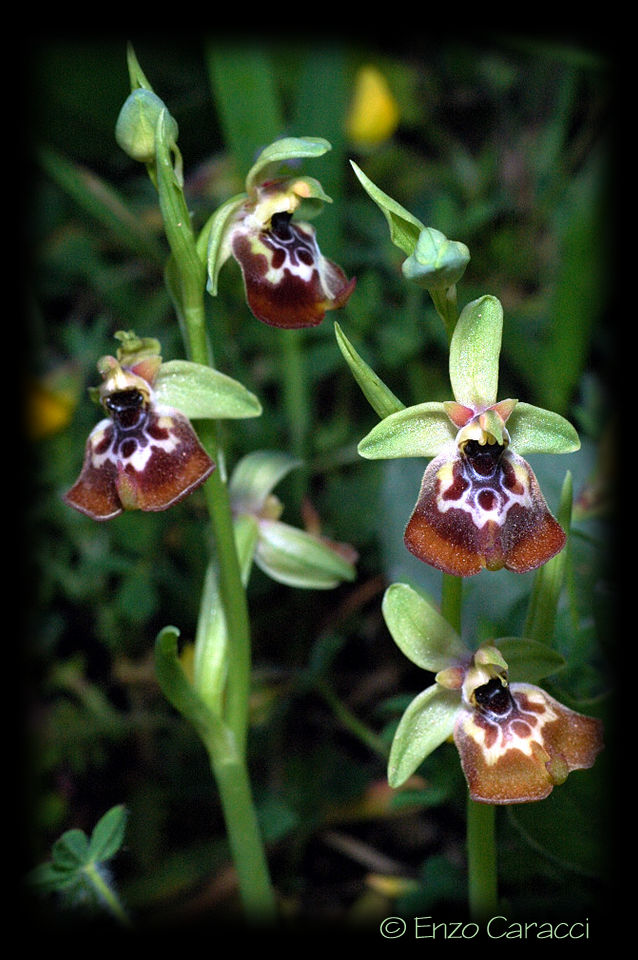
xmin=401 ymin=227 xmax=470 ymax=290
xmin=115 ymin=89 xmax=178 ymax=163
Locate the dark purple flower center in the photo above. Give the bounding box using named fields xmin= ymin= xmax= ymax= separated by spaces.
xmin=474 ymin=677 xmax=514 ymax=717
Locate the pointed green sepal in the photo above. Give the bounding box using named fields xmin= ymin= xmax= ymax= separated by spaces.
xmin=203 ymin=193 xmax=247 ymax=296
xmin=388 ymin=685 xmax=459 ymax=788
xmin=449 ymin=295 xmax=503 ymax=407
xmin=358 ymin=401 xmax=454 ymax=460
xmin=255 ymin=520 xmax=356 ymax=589
xmin=334 ymin=322 xmax=405 ymax=419
xmin=402 ymin=227 xmax=470 ymax=291
xmin=507 ymin=402 xmax=580 ymax=455
xmin=246 ymin=136 xmax=332 ymax=193
xmin=493 ymin=637 xmax=566 ymax=683
xmin=229 ymin=451 xmax=302 ymax=515
xmin=153 ymin=360 xmax=262 ymax=420
xmin=382 ymin=582 xmax=468 ymax=672
xmin=350 ymin=161 xmax=424 ymax=257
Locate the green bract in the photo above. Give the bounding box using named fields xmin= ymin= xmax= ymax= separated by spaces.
xmin=334 ymin=322 xmax=405 ymax=419
xmin=350 ymin=160 xmax=424 ymax=257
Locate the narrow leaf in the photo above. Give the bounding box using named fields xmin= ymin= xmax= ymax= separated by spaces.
xmin=334 ymin=322 xmax=405 ymax=419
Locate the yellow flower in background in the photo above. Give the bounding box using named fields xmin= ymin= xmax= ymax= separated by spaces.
xmin=347 ymin=65 xmax=400 ymax=149
xmin=26 ymin=372 xmax=79 ymax=440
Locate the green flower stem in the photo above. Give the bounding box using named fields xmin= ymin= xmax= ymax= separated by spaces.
xmin=83 ymin=861 xmax=131 ymax=927
xmin=281 ymin=330 xmax=311 ymax=504
xmin=154 ymin=114 xmax=276 ymax=921
xmin=441 ymin=571 xmax=498 ymax=919
xmin=466 ymin=798 xmax=498 ymax=921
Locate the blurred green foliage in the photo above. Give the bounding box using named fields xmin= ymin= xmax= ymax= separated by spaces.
xmin=25 ymin=37 xmax=612 ymax=933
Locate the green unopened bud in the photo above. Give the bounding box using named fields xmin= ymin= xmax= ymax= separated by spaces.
xmin=402 ymin=227 xmax=470 ymax=290
xmin=115 ymin=89 xmax=178 ymax=163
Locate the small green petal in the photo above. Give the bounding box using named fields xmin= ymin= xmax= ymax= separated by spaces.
xmin=229 ymin=450 xmax=302 ymax=514
xmin=382 ymin=582 xmax=468 ymax=672
xmin=350 ymin=161 xmax=424 ymax=257
xmin=334 ymin=322 xmax=405 ymax=419
xmin=358 ymin=402 xmax=454 ymax=460
xmin=507 ymin=402 xmax=581 ymax=455
xmin=245 ymin=136 xmax=332 ymax=193
xmin=154 ymin=360 xmax=262 ymax=420
xmin=256 ymin=520 xmax=356 ymax=589
xmin=388 ymin=685 xmax=459 ymax=788
xmin=449 ymin=295 xmax=503 ymax=407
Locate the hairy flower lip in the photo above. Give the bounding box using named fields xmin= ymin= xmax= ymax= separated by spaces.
xmin=64 ymin=357 xmax=214 ymax=521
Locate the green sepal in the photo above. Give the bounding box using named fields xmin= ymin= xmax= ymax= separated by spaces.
xmin=358 ymin=401 xmax=454 ymax=460
xmin=507 ymin=402 xmax=580 ymax=455
xmin=382 ymin=582 xmax=468 ymax=672
xmin=334 ymin=322 xmax=405 ymax=419
xmin=229 ymin=450 xmax=302 ymax=515
xmin=449 ymin=295 xmax=503 ymax=407
xmin=153 ymin=359 xmax=262 ymax=420
xmin=350 ymin=161 xmax=424 ymax=257
xmin=246 ymin=136 xmax=332 ymax=193
xmin=203 ymin=192 xmax=247 ymax=296
xmin=493 ymin=637 xmax=566 ymax=683
xmin=388 ymin=684 xmax=459 ymax=788
xmin=255 ymin=520 xmax=356 ymax=589
xmin=402 ymin=227 xmax=470 ymax=291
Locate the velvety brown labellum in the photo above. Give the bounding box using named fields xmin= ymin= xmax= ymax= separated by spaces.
xmin=404 ymin=444 xmax=566 ymax=577
xmin=64 ymin=402 xmax=214 ymax=521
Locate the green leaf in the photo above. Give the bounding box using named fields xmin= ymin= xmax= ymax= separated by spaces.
xmin=402 ymin=227 xmax=470 ymax=291
xmin=350 ymin=161 xmax=424 ymax=257
xmin=255 ymin=520 xmax=356 ymax=589
xmin=494 ymin=637 xmax=566 ymax=682
xmin=229 ymin=451 xmax=302 ymax=514
xmin=507 ymin=402 xmax=580 ymax=455
xmin=52 ymin=829 xmax=90 ymax=870
xmin=388 ymin=685 xmax=459 ymax=788
xmin=382 ymin=582 xmax=468 ymax=672
xmin=153 ymin=360 xmax=262 ymax=420
xmin=358 ymin=401 xmax=454 ymax=460
xmin=334 ymin=322 xmax=405 ymax=419
xmin=449 ymin=295 xmax=503 ymax=407
xmin=87 ymin=805 xmax=128 ymax=863
xmin=246 ymin=136 xmax=332 ymax=193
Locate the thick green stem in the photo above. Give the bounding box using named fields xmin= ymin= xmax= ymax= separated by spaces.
xmin=441 ymin=572 xmax=498 ymax=918
xmin=466 ymin=798 xmax=498 ymax=921
xmin=209 ymin=750 xmax=278 ymax=923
